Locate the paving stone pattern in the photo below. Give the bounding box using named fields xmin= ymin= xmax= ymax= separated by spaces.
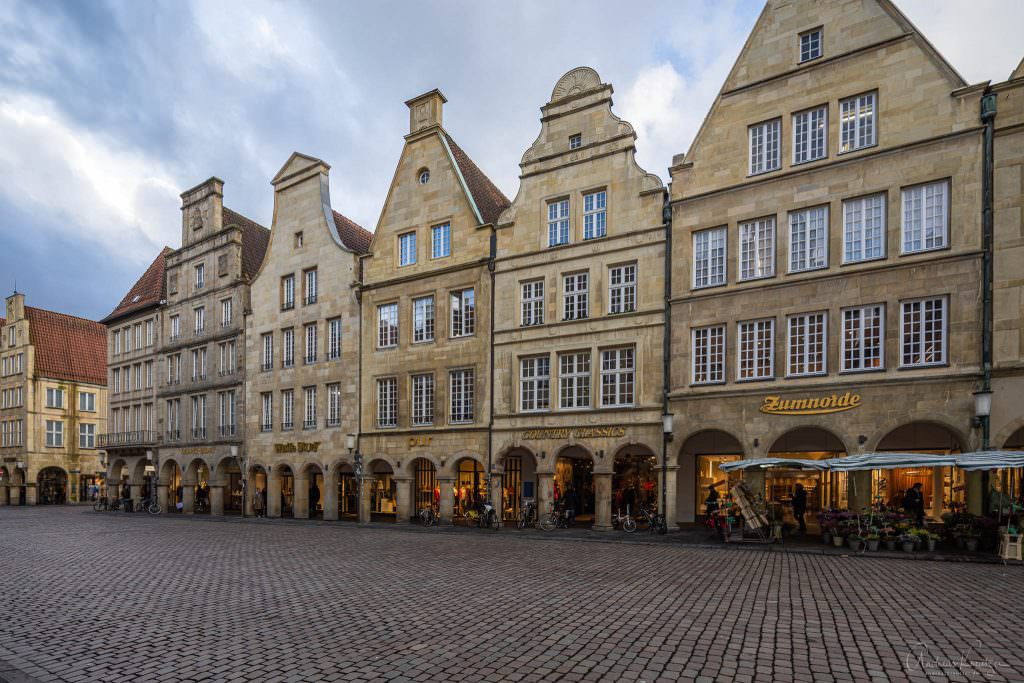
xmin=0 ymin=508 xmax=1021 ymax=683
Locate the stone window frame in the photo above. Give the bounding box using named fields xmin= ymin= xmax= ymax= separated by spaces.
xmin=899 ymin=296 xmax=948 ymax=368
xmin=194 ymin=262 xmax=206 ymax=290
xmin=788 ymin=204 xmax=829 ymax=273
xmin=738 ymin=216 xmax=776 ymax=281
xmin=448 ymin=368 xmax=475 ymax=424
xmin=260 ymin=333 xmax=274 ymax=371
xmin=691 ymin=324 xmax=726 ymax=385
xmin=219 ymin=390 xmax=236 ymax=435
xmin=377 ymin=376 xmax=398 ymax=428
xmin=282 ymin=328 xmax=295 ymax=368
xmin=547 ymin=197 xmax=571 ymax=248
xmin=327 ymin=318 xmax=342 ymax=360
xmin=693 ymin=226 xmax=727 ymax=289
xmin=78 ymin=391 xmax=96 ymax=413
xmin=281 ymin=273 xmax=296 ymax=310
xmin=260 ymin=392 xmax=273 ymax=432
xmin=842 ymin=192 xmax=886 ymax=264
xmin=562 ymin=271 xmax=589 ymax=321
xmin=304 ymin=323 xmax=318 ymax=365
xmin=582 ymin=189 xmax=607 ymax=240
xmin=608 ymin=262 xmax=637 ymax=315
xmin=398 ymin=231 xmax=417 ymax=267
xmin=190 ymin=393 xmax=207 ymax=439
xmin=220 ymin=297 xmax=233 ymax=327
xmin=302 ymin=386 xmax=317 ymax=430
xmin=839 ymin=91 xmax=877 ymax=154
xmin=520 ymin=279 xmax=545 ymax=327
xmin=791 ymin=104 xmax=828 ymax=166
xmin=411 ymin=373 xmax=434 ymax=426
xmin=519 ymin=354 xmax=551 ymax=413
xmin=737 ymin=318 xmax=775 ymax=382
xmin=559 ymin=351 xmax=591 ymax=410
xmin=431 ymin=222 xmax=451 ymax=260
xmin=45 ymin=419 xmax=64 ymax=448
xmin=193 ymin=306 xmax=206 ymax=336
xmin=786 ymin=311 xmax=828 ymax=378
xmin=79 ymin=423 xmax=96 ymax=449
xmin=326 ymin=383 xmax=342 ymax=427
xmin=900 ymin=179 xmax=950 ymax=255
xmin=281 ymin=389 xmax=295 ymax=431
xmin=841 ymin=304 xmax=885 ymax=373
xmin=449 ymin=288 xmax=475 ymax=338
xmin=569 ymin=133 xmax=582 ymax=150
xmin=412 ymin=295 xmax=435 ymax=344
xmin=303 ymin=268 xmax=318 ymax=305
xmin=748 ymin=118 xmax=781 ymax=176
xmin=377 ymin=302 xmax=399 ymax=349
xmin=45 ymin=387 xmax=64 ymax=409
xmin=599 ymin=347 xmax=635 ymax=408
xmin=798 ymin=26 xmax=823 ymax=63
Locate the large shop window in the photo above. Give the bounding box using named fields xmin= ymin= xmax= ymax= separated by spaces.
xmin=842 ymin=305 xmax=884 ymax=372
xmin=900 ymin=297 xmax=946 ymax=367
xmin=600 ymin=348 xmax=634 ymax=407
xmin=787 ymin=312 xmax=826 ymax=377
xmin=789 ymin=206 xmax=828 ymax=272
xmin=520 ymin=356 xmax=550 ymax=412
xmin=693 ymin=227 xmax=726 ymax=288
xmin=696 ymin=454 xmax=742 ymax=517
xmin=455 ymin=459 xmax=487 ymax=517
xmin=738 ymin=319 xmax=774 ymax=380
xmin=901 ymin=181 xmax=948 ymax=254
xmin=414 ymin=459 xmax=437 ymax=513
xmin=692 ymin=325 xmax=725 ymax=385
xmin=559 ymin=352 xmax=591 ymax=409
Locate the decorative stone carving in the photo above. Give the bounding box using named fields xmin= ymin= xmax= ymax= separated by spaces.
xmin=189 ymin=206 xmax=204 ymax=231
xmin=550 ymin=67 xmax=601 ymax=102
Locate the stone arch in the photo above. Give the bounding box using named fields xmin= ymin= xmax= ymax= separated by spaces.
xmin=443 ymin=450 xmax=485 ymax=478
xmin=107 ymin=457 xmax=130 ymax=484
xmin=553 ymin=444 xmax=595 ymax=524
xmin=873 ymin=421 xmax=966 ymax=453
xmin=766 ymin=426 xmax=849 ymax=515
xmin=872 ymin=420 xmax=966 ymax=514
xmin=767 ymin=426 xmax=849 ymax=456
xmin=366 ymin=458 xmax=396 ymax=521
xmin=36 ymin=466 xmax=68 ymax=505
xmin=995 ymin=420 xmax=1024 ymax=450
xmin=409 ymin=457 xmax=438 ymax=514
xmin=676 ymin=429 xmax=746 ymax=525
xmin=611 ymin=443 xmax=659 ymax=517
xmin=183 ymin=457 xmax=212 ymax=486
xmin=866 ymin=415 xmax=969 ymax=454
xmin=498 ymin=447 xmax=538 ymax=521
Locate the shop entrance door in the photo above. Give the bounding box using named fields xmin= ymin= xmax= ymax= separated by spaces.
xmin=767 ymin=427 xmax=848 ymax=534
xmin=555 ymin=448 xmax=594 ymax=526
xmin=338 ymin=468 xmax=356 ymax=520
xmin=37 ymin=468 xmax=68 ymax=505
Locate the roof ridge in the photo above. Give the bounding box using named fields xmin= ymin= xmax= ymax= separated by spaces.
xmin=440 ymin=131 xmax=511 ymax=226
xmin=25 ymin=305 xmax=104 ymax=328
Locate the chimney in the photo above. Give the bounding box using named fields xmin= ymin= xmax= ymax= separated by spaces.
xmin=6 ymin=292 xmax=25 ymax=322
xmin=405 ymin=89 xmax=447 ymax=135
xmin=180 ymin=177 xmax=224 ymax=246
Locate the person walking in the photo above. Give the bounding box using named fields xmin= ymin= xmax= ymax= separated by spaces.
xmin=253 ymin=487 xmax=265 ymax=518
xmin=309 ymin=482 xmax=321 ymax=517
xmin=792 ymin=483 xmax=808 ymax=534
xmin=903 ymin=482 xmax=925 ymax=527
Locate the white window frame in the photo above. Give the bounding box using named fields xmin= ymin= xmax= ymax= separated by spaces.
xmin=221 ymin=298 xmax=232 ymax=327
xmin=600 ymin=348 xmax=634 ymax=407
xmin=378 ymin=303 xmax=399 ymax=348
xmin=377 ymin=377 xmax=397 ymax=428
xmin=547 ymin=198 xmax=570 ymax=247
xmin=608 ymin=264 xmax=637 ymax=315
xmin=792 ymin=106 xmax=827 ymax=165
xmin=46 ymin=419 xmax=64 ymax=447
xmin=900 ymin=297 xmax=947 ymax=368
xmin=304 ymin=323 xmax=318 ymax=364
xmin=399 ymin=232 xmax=417 ymax=267
xmin=739 ymin=218 xmax=775 ymax=281
xmin=519 ymin=356 xmax=551 ymax=413
xmin=842 ymin=194 xmax=886 ymax=263
xmin=261 ymin=393 xmax=273 ymax=432
xmin=562 ymin=273 xmax=589 ymax=321
xmin=569 ymin=134 xmax=582 ymax=150
xmin=283 ymin=328 xmax=295 ymax=368
xmin=789 ymin=206 xmax=829 ymax=272
xmin=840 ymin=92 xmax=876 ymax=153
xmin=842 ymin=304 xmax=885 ymax=372
xmin=79 ymin=391 xmax=95 ymax=412
xmin=46 ymin=387 xmax=64 ymax=409
xmin=79 ymin=423 xmax=96 ymax=449
xmin=520 ymin=280 xmax=544 ymax=327
xmin=449 ymin=369 xmax=474 ymax=424
xmin=412 ymin=296 xmax=435 ymax=343
xmin=431 ymin=223 xmax=451 ymax=259
xmin=901 ymin=181 xmax=949 ymax=254
xmin=282 ymin=274 xmax=295 ymax=309
xmin=693 ymin=227 xmax=727 ymax=288
xmin=786 ymin=312 xmax=827 ymax=377
xmin=748 ymin=119 xmax=781 ymax=175
xmin=145 ymin=320 xmax=154 ymax=346
xmin=327 ymin=318 xmax=342 ymax=360
xmin=450 ymin=289 xmax=475 ymax=338
xmin=304 ymin=269 xmax=318 ymax=305
xmin=799 ymin=28 xmax=822 ymax=62
xmin=691 ymin=325 xmax=726 ymax=385
xmin=170 ymin=315 xmax=180 ymax=341
xmin=738 ymin=319 xmax=775 ymax=381
xmin=281 ymin=389 xmax=294 ymax=430
xmin=559 ymin=352 xmax=591 ymax=410
xmin=411 ymin=373 xmax=434 ymax=426
xmin=194 ymin=306 xmax=205 ymax=335
xmin=303 ymin=386 xmax=317 ymax=429
xmin=194 ymin=263 xmax=205 ymax=289
xmin=583 ymin=190 xmax=607 ymax=240
xmin=327 ymin=383 xmax=341 ymax=427
xmin=261 ymin=333 xmax=273 ymax=370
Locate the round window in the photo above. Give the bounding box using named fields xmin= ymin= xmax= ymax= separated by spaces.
xmin=418 ymin=169 xmax=430 ymax=185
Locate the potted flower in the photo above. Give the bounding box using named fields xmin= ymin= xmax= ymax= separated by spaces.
xmin=883 ymin=534 xmax=898 ymax=551
xmin=962 ymin=528 xmax=981 ymax=552
xmin=847 ymin=533 xmax=864 ymax=552
xmin=925 ymin=532 xmax=939 ymax=552
xmin=865 ymin=533 xmax=880 ymax=552
xmin=899 ymin=533 xmax=917 ymax=552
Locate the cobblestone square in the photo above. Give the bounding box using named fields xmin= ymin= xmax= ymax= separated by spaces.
xmin=0 ymin=507 xmax=1022 ymax=683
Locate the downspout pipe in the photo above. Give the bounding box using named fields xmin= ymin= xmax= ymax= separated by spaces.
xmin=487 ymin=229 xmax=497 ymax=508
xmin=661 ymin=190 xmax=672 ymax=525
xmin=980 ymin=91 xmax=996 ymax=450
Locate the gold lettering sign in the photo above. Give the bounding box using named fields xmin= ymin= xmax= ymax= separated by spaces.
xmin=274 ymin=442 xmax=321 ymax=454
xmin=760 ymin=392 xmax=861 ymax=416
xmin=407 ymin=436 xmax=433 ymax=448
xmin=521 ymin=426 xmax=627 ymax=440
xmin=180 ymin=447 xmax=214 ymax=455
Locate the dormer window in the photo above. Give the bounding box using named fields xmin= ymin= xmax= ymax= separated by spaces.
xmin=569 ymin=134 xmax=582 ymax=150
xmin=799 ymin=28 xmax=822 ymax=63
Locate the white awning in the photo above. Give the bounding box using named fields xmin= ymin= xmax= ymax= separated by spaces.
xmin=954 ymin=451 xmax=1024 ymax=471
xmin=718 ymin=458 xmax=830 ymax=472
xmin=826 ymin=452 xmax=958 ymax=472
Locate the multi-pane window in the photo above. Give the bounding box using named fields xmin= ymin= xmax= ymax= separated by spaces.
xmin=449 ymin=369 xmax=474 ymax=423
xmin=378 ymin=303 xmax=399 ymax=348
xmin=79 ymin=423 xmax=96 ymax=449
xmin=800 ymin=29 xmax=822 ymax=62
xmin=569 ymin=134 xmax=582 ymax=150
xmin=123 ymin=328 xmax=131 ymax=353
xmin=521 ymin=280 xmax=544 ymax=326
xmin=194 ymin=306 xmax=205 ymax=335
xmin=145 ymin=319 xmax=154 ymax=346
xmin=600 ymin=348 xmax=634 ymax=407
xmin=282 ymin=274 xmax=295 ymax=310
xmin=281 ymin=390 xmax=294 ymax=430
xmin=739 ymin=218 xmax=775 ymax=281
xmin=840 ymin=92 xmax=876 ymax=152
xmin=792 ymin=106 xmax=827 ymax=164
xmin=166 ymin=399 xmax=180 ymax=439
xmin=191 ymin=395 xmax=207 ymax=438
xmin=692 ymin=325 xmax=726 ymax=384
xmin=399 ymin=232 xmax=417 ymax=266
xmin=79 ymin=391 xmax=95 ymax=412
xmin=608 ymin=264 xmax=637 ymax=314
xmin=431 ymin=223 xmax=451 ymax=259
xmin=261 ymin=333 xmax=273 ymax=371
xmin=789 ymin=206 xmax=828 ymax=272
xmin=787 ymin=313 xmax=827 ymax=377
xmin=412 ymin=374 xmax=434 ymax=426
xmin=693 ymin=227 xmax=726 ymax=288
xmin=327 ymin=383 xmax=341 ymax=427
xmin=519 ymin=356 xmax=551 ymax=412
xmin=46 ymin=387 xmax=64 ymax=409
xmin=219 ymin=342 xmax=236 ymax=375
xmin=170 ymin=315 xmax=180 ymax=340
xmin=327 ymin=318 xmax=342 ymax=360
xmin=304 ymin=324 xmax=318 ymax=364
xmin=194 ymin=263 xmax=205 ymax=289
xmin=842 ymin=194 xmax=885 ymax=263
xmin=167 ymin=354 xmax=181 ymax=384
xmin=563 ymin=273 xmax=589 ymax=320
xmin=412 ymin=296 xmax=435 ymax=343
xmin=261 ymin=393 xmax=273 ymax=432
xmin=559 ymin=352 xmax=591 ymax=409
xmin=282 ymin=328 xmax=295 ymax=368
xmin=583 ymin=190 xmax=607 ymax=240
xmin=145 ymin=360 xmax=153 ymax=387
xmin=450 ymin=289 xmax=475 ymax=337
xmin=111 ymin=368 xmax=120 ymax=393
xmin=901 ymin=298 xmax=946 ymax=367
xmin=219 ymin=390 xmax=236 ymax=436
xmin=748 ymin=119 xmax=781 ymax=175
xmin=134 ymin=324 xmax=142 ymax=349
xmin=377 ymin=377 xmax=397 ymax=428
xmin=221 ymin=298 xmax=232 ymax=327
xmin=738 ymin=319 xmax=775 ymax=380
xmin=303 ymin=386 xmax=317 ymax=429
xmin=304 ymin=269 xmax=318 ymax=305
xmin=842 ymin=305 xmax=884 ymax=372
xmin=113 ymin=331 xmax=120 ymax=355
xmin=902 ymin=181 xmax=949 ymax=253
xmin=45 ymin=420 xmax=63 ymax=447
xmin=547 ymin=199 xmax=570 ymax=247
xmin=191 ymin=347 xmax=207 ymax=380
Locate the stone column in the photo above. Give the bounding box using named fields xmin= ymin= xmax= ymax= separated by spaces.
xmin=437 ymin=476 xmax=455 ymax=525
xmin=966 ymin=471 xmax=984 ymax=516
xmin=358 ymin=477 xmax=372 ymax=523
xmin=293 ymin=475 xmax=309 ymax=520
xmin=182 ymin=486 xmax=195 ymax=515
xmin=209 ymin=486 xmax=224 ymax=516
xmin=537 ymin=472 xmax=554 ymax=515
xmin=267 ymin=473 xmax=282 ymax=518
xmin=0 ymin=486 xmax=7 ymax=506
xmin=244 ymin=484 xmax=254 ymax=516
xmin=25 ymin=483 xmax=37 ymax=506
xmin=9 ymin=484 xmax=20 ymax=506
xmin=322 ymin=473 xmax=339 ymax=521
xmin=489 ymin=474 xmax=504 ymax=525
xmin=69 ymin=472 xmax=80 ymax=503
xmin=662 ymin=465 xmax=679 ymax=530
xmin=394 ymin=477 xmax=412 ymax=524
xmin=931 ymin=467 xmax=944 ymax=518
xmin=157 ymin=484 xmax=168 ymax=512
xmin=593 ymin=472 xmax=612 ymax=531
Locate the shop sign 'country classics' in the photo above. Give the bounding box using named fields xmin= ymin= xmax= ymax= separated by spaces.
xmin=521 ymin=426 xmax=628 ymax=440
xmin=760 ymin=393 xmax=862 ymax=416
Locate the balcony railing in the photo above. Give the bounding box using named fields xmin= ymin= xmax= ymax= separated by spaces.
xmin=303 ymin=419 xmax=317 ymax=430
xmin=191 ymin=427 xmax=207 ymax=440
xmin=165 ymin=429 xmax=180 ymax=442
xmin=97 ymin=431 xmax=158 ymax=448
xmin=281 ymin=421 xmax=294 ymax=431
xmin=260 ymin=422 xmax=272 ymax=433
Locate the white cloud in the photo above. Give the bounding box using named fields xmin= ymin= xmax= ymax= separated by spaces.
xmin=0 ymin=92 xmax=181 ymax=259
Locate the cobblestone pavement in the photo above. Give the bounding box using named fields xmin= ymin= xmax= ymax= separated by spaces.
xmin=0 ymin=507 xmax=1022 ymax=683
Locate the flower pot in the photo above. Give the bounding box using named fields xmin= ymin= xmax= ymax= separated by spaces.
xmin=848 ymin=540 xmax=863 ymax=552
xmin=965 ymin=538 xmax=979 ymax=552
xmin=832 ymin=535 xmax=845 ymax=548
xmin=925 ymin=539 xmax=936 ymax=552
xmin=867 ymin=540 xmax=880 ymax=552
xmin=901 ymin=541 xmax=915 ymax=552
xmin=885 ymin=540 xmax=897 ymax=551
xmin=822 ymin=532 xmax=832 ymax=545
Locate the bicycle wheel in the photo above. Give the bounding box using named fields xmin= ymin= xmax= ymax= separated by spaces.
xmin=539 ymin=514 xmax=556 ymax=532
xmin=92 ymin=499 xmax=104 ymax=512
xmin=623 ymin=517 xmax=637 ymax=533
xmin=148 ymin=503 xmax=162 ymax=515
xmin=489 ymin=512 xmax=500 ymax=530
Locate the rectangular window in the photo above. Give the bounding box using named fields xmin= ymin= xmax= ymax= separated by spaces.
xmin=112 ymin=368 xmax=120 ymax=393
xmin=281 ymin=390 xmax=294 ymax=431
xmin=519 ymin=356 xmax=551 ymax=412
xmin=562 ymin=273 xmax=589 ymax=320
xmin=327 ymin=318 xmax=342 ymax=360
xmin=842 ymin=194 xmax=885 ymax=263
xmin=166 ymin=400 xmax=179 ymax=439
xmin=377 ymin=377 xmax=397 ymax=428
xmin=739 ymin=218 xmax=775 ymax=280
xmin=304 ymin=323 xmax=318 ymax=364
xmin=261 ymin=392 xmax=273 ymax=432
xmin=170 ymin=315 xmax=180 ymax=341
xmin=748 ymin=119 xmax=781 ymax=175
xmin=79 ymin=423 xmax=96 ymax=449
xmin=787 ymin=312 xmax=827 ymax=377
xmin=191 ymin=347 xmax=207 ymax=380
xmin=569 ymin=133 xmax=582 ymax=150
xmin=692 ymin=325 xmax=726 ymax=384
xmin=450 ymin=289 xmax=475 ymax=337
xmin=547 ymin=198 xmax=570 ymax=247
xmin=303 ymin=386 xmax=317 ymax=429
xmin=840 ymin=92 xmax=876 ymax=152
xmin=134 ymin=323 xmax=142 ymax=349
xmin=378 ymin=303 xmax=399 ymax=348
xmin=431 ymin=223 xmax=451 ymax=259
xmin=194 ymin=306 xmax=205 ymax=335
xmin=327 ymin=383 xmax=341 ymax=427
xmin=261 ymin=333 xmax=274 ymax=371
xmin=521 ymin=280 xmax=544 ymax=326
xmin=738 ymin=319 xmax=774 ymax=380
xmin=792 ymin=106 xmax=827 ymax=164
xmin=146 ymin=360 xmax=153 ymax=387
xmin=412 ymin=296 xmax=435 ymax=343
xmin=304 ymin=269 xmax=318 ymax=305
xmin=113 ymin=331 xmax=120 ymax=355
xmin=79 ymin=391 xmax=95 ymax=412
xmin=789 ymin=206 xmax=828 ymax=272
xmin=283 ymin=328 xmax=294 ymax=368
xmin=901 ymin=297 xmax=946 ymax=367
xmin=901 ymin=181 xmax=949 ymax=253
xmin=449 ymin=369 xmax=475 ymax=423
xmin=282 ymin=274 xmax=295 ymax=310
xmin=123 ymin=327 xmax=132 ymax=353
xmin=46 ymin=387 xmax=64 ymax=409
xmin=219 ymin=390 xmax=236 ymax=436
xmin=800 ymin=28 xmax=822 ymax=62
xmin=145 ymin=320 xmax=154 ymax=346
xmin=221 ymin=298 xmax=233 ymax=326
xmin=399 ymin=232 xmax=417 ymax=266
xmin=559 ymin=352 xmax=591 ymax=409
xmin=600 ymin=348 xmax=634 ymax=407
xmin=194 ymin=263 xmax=205 ymax=289
xmin=412 ymin=374 xmax=434 ymax=426
xmin=583 ymin=190 xmax=607 ymax=240
xmin=608 ymin=264 xmax=637 ymax=314
xmin=46 ymin=420 xmax=63 ymax=447
xmin=842 ymin=305 xmax=884 ymax=372
xmin=195 ymin=395 xmax=209 ymax=437
xmin=693 ymin=227 xmax=727 ymax=288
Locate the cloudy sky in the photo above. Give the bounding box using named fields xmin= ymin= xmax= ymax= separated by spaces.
xmin=1 ymin=0 xmax=1021 ymax=320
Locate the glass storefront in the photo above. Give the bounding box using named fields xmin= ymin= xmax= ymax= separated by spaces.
xmin=338 ymin=471 xmax=356 ymax=518
xmin=280 ymin=471 xmax=294 ymax=517
xmin=455 ymin=459 xmax=486 ymax=517
xmin=613 ymin=453 xmax=657 ymax=514
xmin=502 ymin=456 xmax=522 ymax=520
xmin=413 ymin=459 xmax=437 ymax=514
xmin=37 ymin=467 xmax=67 ymax=505
xmin=371 ymin=473 xmax=395 ymax=515
xmin=554 ymin=455 xmax=593 ymax=520
xmin=695 ymin=454 xmax=741 ymax=517
xmin=226 ymin=472 xmax=243 ymax=513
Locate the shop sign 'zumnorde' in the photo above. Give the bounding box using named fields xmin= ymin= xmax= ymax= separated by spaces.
xmin=759 ymin=392 xmax=862 ymax=416
xmin=521 ymin=426 xmax=627 ymax=440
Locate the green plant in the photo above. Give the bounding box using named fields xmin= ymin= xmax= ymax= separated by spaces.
xmin=865 ymin=533 xmax=880 ymax=541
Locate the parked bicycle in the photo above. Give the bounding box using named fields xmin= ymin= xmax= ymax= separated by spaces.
xmin=612 ymin=505 xmax=637 ymax=533
xmin=134 ymin=495 xmax=162 ymax=515
xmin=539 ymin=505 xmax=574 ymax=531
xmin=638 ymin=505 xmax=668 ymax=535
xmin=517 ymin=501 xmax=537 ymax=529
xmin=419 ymin=507 xmax=440 ymax=527
xmin=94 ymin=496 xmax=124 ymax=512
xmin=463 ymin=501 xmax=499 ymax=530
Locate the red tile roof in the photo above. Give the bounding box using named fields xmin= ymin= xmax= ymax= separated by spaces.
xmin=26 ymin=307 xmax=107 ymax=386
xmin=333 ymin=211 xmax=372 ymax=254
xmin=443 ymin=132 xmax=511 ymax=225
xmin=102 ymin=247 xmax=172 ymax=324
xmin=224 ymin=208 xmax=271 ymax=279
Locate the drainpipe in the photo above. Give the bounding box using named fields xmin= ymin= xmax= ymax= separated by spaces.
xmin=487 ymin=230 xmax=497 ymax=509
xmin=661 ymin=190 xmax=672 ymax=523
xmin=980 ymin=90 xmax=996 ymax=451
